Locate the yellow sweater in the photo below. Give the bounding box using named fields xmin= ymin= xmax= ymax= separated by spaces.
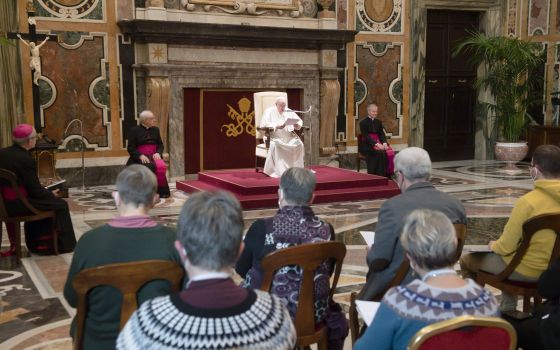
xmin=492 ymin=180 xmax=560 ymax=278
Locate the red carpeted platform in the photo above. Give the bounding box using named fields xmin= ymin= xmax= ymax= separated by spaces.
xmin=176 ymin=165 xmax=400 ymax=209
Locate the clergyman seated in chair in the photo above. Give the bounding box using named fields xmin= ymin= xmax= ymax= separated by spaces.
xmin=354 ymin=209 xmax=498 ymax=350
xmin=0 ymin=123 xmax=76 ymax=256
xmin=117 ymin=191 xmax=296 ymax=350
xmin=358 ymin=103 xmax=395 ymax=177
xmin=235 ymin=167 xmax=338 ymax=330
xmin=126 ymin=110 xmax=170 ymax=198
xmin=63 ymin=165 xmax=181 ymax=350
xmin=357 ymin=147 xmax=466 ymax=302
xmin=259 ymin=96 xmax=304 ymax=178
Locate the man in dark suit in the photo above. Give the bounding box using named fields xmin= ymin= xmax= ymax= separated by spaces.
xmin=359 ymin=103 xmax=390 ymax=176
xmin=357 ymin=147 xmax=466 ymax=301
xmin=126 ymin=110 xmax=170 ymax=198
xmin=0 ymin=124 xmax=76 ymax=255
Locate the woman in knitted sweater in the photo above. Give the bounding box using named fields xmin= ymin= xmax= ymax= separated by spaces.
xmin=354 ymin=209 xmax=499 ymax=350
xmin=117 ymin=191 xmax=296 ymax=350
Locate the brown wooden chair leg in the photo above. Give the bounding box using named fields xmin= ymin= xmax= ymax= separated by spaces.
xmin=349 ymin=292 xmax=360 ymax=345
xmin=522 ymin=294 xmax=531 ymax=313
xmin=15 ymin=222 xmax=22 ymax=262
xmin=51 ymin=221 xmax=59 ymax=255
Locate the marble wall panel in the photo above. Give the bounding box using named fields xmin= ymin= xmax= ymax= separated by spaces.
xmin=33 ymin=0 xmax=104 ymax=20
xmin=507 ymin=0 xmax=518 ymax=36
xmin=528 ymin=0 xmax=550 ymax=35
xmin=40 ymin=35 xmax=109 ymax=149
xmin=337 ymin=0 xmax=348 ymax=29
xmin=354 ymin=42 xmax=402 ymax=137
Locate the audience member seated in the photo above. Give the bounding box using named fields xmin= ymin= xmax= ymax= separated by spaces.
xmin=117 ymin=191 xmax=296 ymax=349
xmin=461 ymin=144 xmax=560 ymax=311
xmin=357 ymin=147 xmax=466 ymax=301
xmin=0 ymin=123 xmax=76 ymax=256
xmin=505 ymin=258 xmax=560 ymax=350
xmin=354 ymin=209 xmax=499 ymax=350
xmin=236 ymin=167 xmax=334 ymax=322
xmin=358 ymin=103 xmax=394 ymax=177
xmin=63 ymin=165 xmax=181 ymax=350
xmin=126 ymin=110 xmax=170 ymax=198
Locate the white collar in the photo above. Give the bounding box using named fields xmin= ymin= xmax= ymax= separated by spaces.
xmin=187 ymin=271 xmax=231 ymax=286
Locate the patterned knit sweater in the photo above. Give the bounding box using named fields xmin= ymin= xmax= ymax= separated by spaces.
xmin=354 ymin=278 xmax=499 ymax=350
xmin=116 ymin=288 xmax=296 ymax=350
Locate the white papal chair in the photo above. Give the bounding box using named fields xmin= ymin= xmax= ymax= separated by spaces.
xmin=253 ymin=91 xmax=288 ymax=172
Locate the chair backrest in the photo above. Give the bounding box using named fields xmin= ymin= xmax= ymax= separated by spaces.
xmin=408 ymin=315 xmax=517 ymax=350
xmin=71 ymin=260 xmax=184 ymax=350
xmin=496 ymin=212 xmax=560 ymax=280
xmin=260 ymin=241 xmax=346 ymax=337
xmin=253 ymin=91 xmax=287 ymax=139
xmin=0 ymin=168 xmax=39 ymax=219
xmin=453 ymin=223 xmax=467 ymax=262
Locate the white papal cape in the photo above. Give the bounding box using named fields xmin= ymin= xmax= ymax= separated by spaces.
xmin=260 ymin=106 xmax=304 ymax=178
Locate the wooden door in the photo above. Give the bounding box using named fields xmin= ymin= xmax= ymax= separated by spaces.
xmin=424 ymin=10 xmax=479 ymax=161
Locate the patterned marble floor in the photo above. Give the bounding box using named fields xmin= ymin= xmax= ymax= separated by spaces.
xmin=0 ymin=160 xmax=531 ymax=349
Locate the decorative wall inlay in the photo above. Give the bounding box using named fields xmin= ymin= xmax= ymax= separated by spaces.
xmin=56 ymin=31 xmax=90 ymax=49
xmin=354 ymin=42 xmax=403 ymax=137
xmin=301 ymin=0 xmax=318 ymax=18
xmin=507 ymin=0 xmax=518 ymax=36
xmin=181 ymin=0 xmax=302 ymax=17
xmin=528 ymin=0 xmax=550 ymax=35
xmin=36 ymin=35 xmax=110 ymax=151
xmin=337 ymin=0 xmax=347 ymax=29
xmin=34 ymin=0 xmax=104 ymax=20
xmin=356 ymin=0 xmax=402 ymax=33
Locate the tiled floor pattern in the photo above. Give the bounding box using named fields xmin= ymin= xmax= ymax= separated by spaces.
xmin=0 ymin=160 xmax=531 ymax=349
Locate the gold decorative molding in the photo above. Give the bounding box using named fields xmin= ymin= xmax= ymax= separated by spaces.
xmin=319 ymin=79 xmax=340 ymax=155
xmin=146 ymin=77 xmax=171 ymax=146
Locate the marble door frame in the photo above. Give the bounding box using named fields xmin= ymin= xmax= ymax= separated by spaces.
xmin=409 ymin=0 xmax=503 ymax=159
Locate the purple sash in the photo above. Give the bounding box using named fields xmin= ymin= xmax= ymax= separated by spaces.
xmin=136 ymin=144 xmax=168 ymax=188
xmin=368 ymin=133 xmax=395 ymax=175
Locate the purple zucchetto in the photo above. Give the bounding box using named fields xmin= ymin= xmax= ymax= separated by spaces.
xmin=12 ymin=124 xmax=34 ymax=139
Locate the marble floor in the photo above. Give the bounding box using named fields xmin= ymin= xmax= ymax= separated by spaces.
xmin=0 ymin=160 xmax=532 ymax=349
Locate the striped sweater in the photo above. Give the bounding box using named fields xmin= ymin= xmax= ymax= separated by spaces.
xmin=117 ymin=288 xmax=296 ymax=350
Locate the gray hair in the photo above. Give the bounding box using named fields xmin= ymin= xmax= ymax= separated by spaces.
xmin=280 ymin=167 xmax=316 ymax=205
xmin=400 ymin=209 xmax=457 ymax=271
xmin=138 ymin=110 xmax=155 ymax=123
xmin=275 ymin=96 xmax=287 ymax=105
xmin=394 ymin=147 xmax=432 ymax=182
xmin=177 ymin=191 xmax=244 ymax=271
xmin=116 ymin=165 xmax=157 ymax=207
xmin=12 ymin=128 xmax=37 ymax=146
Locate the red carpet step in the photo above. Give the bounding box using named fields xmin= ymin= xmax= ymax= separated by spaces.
xmin=176 ymin=165 xmax=400 ymax=209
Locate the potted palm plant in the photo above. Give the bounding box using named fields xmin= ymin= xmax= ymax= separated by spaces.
xmin=454 ymin=32 xmax=544 ymax=165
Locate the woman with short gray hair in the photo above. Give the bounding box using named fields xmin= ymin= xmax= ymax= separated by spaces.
xmin=236 ymin=167 xmax=335 ymax=322
xmin=354 ymin=209 xmax=499 ymax=350
xmin=117 ymin=191 xmax=296 ymax=350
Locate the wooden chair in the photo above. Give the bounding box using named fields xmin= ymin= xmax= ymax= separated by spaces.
xmin=0 ymin=168 xmax=57 ymax=261
xmin=260 ymin=241 xmax=347 ymax=350
xmin=476 ymin=213 xmax=560 ymax=312
xmin=71 ymin=260 xmax=184 ymax=350
xmin=408 ymin=315 xmax=517 ymax=350
xmin=349 ymin=223 xmax=467 ymax=345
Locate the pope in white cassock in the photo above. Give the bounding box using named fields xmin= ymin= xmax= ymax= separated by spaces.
xmin=259 ymin=96 xmax=304 ymax=178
